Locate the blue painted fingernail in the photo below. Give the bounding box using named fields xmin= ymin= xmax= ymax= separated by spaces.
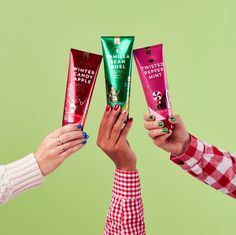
xmin=82 ymin=132 xmax=87 ymax=137
xmin=82 ymin=140 xmax=87 ymax=145
xmin=85 ymin=135 xmax=89 ymax=139
xmin=77 ymin=124 xmax=83 ymax=129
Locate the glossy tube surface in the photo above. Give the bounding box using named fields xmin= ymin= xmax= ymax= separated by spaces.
xmin=62 ymin=49 xmax=102 ymax=128
xmin=134 ymin=44 xmax=173 ymax=128
xmin=101 ymin=36 xmax=134 ymax=113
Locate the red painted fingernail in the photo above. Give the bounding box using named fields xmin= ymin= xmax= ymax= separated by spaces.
xmin=106 ymin=105 xmax=111 ymax=111
xmin=114 ymin=104 xmax=119 ymax=110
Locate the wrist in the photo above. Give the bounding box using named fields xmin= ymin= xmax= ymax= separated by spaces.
xmin=34 ymin=153 xmax=46 ymax=176
xmin=175 ymin=133 xmax=191 ymax=156
xmin=115 ymin=163 xmax=137 ymax=171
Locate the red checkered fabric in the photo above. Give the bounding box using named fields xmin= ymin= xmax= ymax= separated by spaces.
xmin=170 ymin=134 xmax=236 ymax=198
xmin=104 ymin=169 xmax=146 ymax=235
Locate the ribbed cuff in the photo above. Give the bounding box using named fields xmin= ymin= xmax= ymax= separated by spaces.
xmin=170 ymin=135 xmax=205 ymax=170
xmin=112 ymin=169 xmax=141 ymax=199
xmin=5 ymin=153 xmax=44 ymax=198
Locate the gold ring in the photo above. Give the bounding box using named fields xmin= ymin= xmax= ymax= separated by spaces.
xmin=57 ymin=137 xmax=62 ymax=146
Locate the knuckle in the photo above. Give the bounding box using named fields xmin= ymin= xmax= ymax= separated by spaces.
xmin=66 ymin=124 xmax=74 ymax=130
xmin=112 ymin=126 xmax=119 ymax=134
xmin=64 ymin=142 xmax=71 ymax=149
xmin=148 ymin=130 xmax=153 ymax=138
xmin=68 ymin=148 xmax=75 ymax=154
xmin=62 ymin=133 xmax=69 ymax=141
xmin=154 ymin=140 xmax=160 ymax=147
xmin=97 ymin=141 xmax=105 ymax=150
xmin=76 ymin=131 xmax=82 ymax=138
xmin=144 ymin=122 xmax=148 ymax=129
xmin=96 ymin=139 xmax=101 ymax=147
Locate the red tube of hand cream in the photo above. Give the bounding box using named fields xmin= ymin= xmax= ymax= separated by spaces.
xmin=62 ymin=49 xmax=102 ymax=129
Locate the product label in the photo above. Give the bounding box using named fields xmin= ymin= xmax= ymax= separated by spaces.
xmin=73 ymin=67 xmax=95 ymax=84
xmin=141 ymin=62 xmax=164 ymax=79
xmin=106 ymin=53 xmax=130 ymax=70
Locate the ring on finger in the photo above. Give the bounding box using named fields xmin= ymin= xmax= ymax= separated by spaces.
xmin=56 ymin=136 xmax=63 ymax=146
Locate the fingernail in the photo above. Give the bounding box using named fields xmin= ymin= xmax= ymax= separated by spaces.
xmin=114 ymin=104 xmax=119 ymax=110
xmin=82 ymin=140 xmax=87 ymax=145
xmin=77 ymin=124 xmax=83 ymax=129
xmin=170 ymin=117 xmax=176 ymax=122
xmin=149 ymin=115 xmax=154 ymax=120
xmin=85 ymin=135 xmax=89 ymax=139
xmin=158 ymin=121 xmax=163 ymax=127
xmin=82 ymin=132 xmax=87 ymax=137
xmin=106 ymin=105 xmax=111 ymax=111
xmin=122 ymin=110 xmax=128 ymax=116
xmin=162 ymin=127 xmax=168 ymax=133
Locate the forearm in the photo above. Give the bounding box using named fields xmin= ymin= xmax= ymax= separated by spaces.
xmin=0 ymin=154 xmax=44 ymax=205
xmin=170 ymin=135 xmax=236 ymax=198
xmin=104 ymin=169 xmax=146 ymax=235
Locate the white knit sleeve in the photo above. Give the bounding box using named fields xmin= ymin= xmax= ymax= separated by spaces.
xmin=0 ymin=154 xmax=44 ymax=205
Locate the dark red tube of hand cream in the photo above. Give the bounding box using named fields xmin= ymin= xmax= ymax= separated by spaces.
xmin=62 ymin=49 xmax=103 ymax=128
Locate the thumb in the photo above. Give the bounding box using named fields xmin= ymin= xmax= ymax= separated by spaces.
xmin=119 ymin=118 xmax=133 ymax=141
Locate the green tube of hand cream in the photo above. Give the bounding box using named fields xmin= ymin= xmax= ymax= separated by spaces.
xmin=101 ymin=36 xmax=134 ymax=113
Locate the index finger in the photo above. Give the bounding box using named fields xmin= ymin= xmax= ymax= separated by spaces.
xmin=98 ymin=105 xmax=112 ymax=132
xmin=51 ymin=123 xmax=81 ymax=137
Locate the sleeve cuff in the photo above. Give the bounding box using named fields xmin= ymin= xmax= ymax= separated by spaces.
xmin=112 ymin=169 xmax=141 ymax=199
xmin=5 ymin=153 xmax=44 ymax=198
xmin=170 ymin=134 xmax=205 ymax=170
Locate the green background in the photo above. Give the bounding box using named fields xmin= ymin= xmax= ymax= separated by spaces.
xmin=0 ymin=0 xmax=235 ymax=234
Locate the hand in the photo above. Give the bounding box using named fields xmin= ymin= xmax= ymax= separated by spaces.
xmin=35 ymin=124 xmax=88 ymax=176
xmin=144 ymin=113 xmax=191 ymax=156
xmin=97 ymin=105 xmax=136 ymax=171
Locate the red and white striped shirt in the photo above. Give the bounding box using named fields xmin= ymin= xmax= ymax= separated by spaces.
xmin=171 ymin=135 xmax=236 ymax=199
xmin=104 ymin=169 xmax=146 ymax=235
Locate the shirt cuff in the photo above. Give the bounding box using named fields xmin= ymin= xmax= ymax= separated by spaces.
xmin=112 ymin=169 xmax=141 ymax=200
xmin=170 ymin=134 xmax=205 ymax=170
xmin=5 ymin=153 xmax=44 ymax=198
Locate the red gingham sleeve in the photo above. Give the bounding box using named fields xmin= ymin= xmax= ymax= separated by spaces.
xmin=170 ymin=134 xmax=236 ymax=198
xmin=103 ymin=169 xmax=146 ymax=235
